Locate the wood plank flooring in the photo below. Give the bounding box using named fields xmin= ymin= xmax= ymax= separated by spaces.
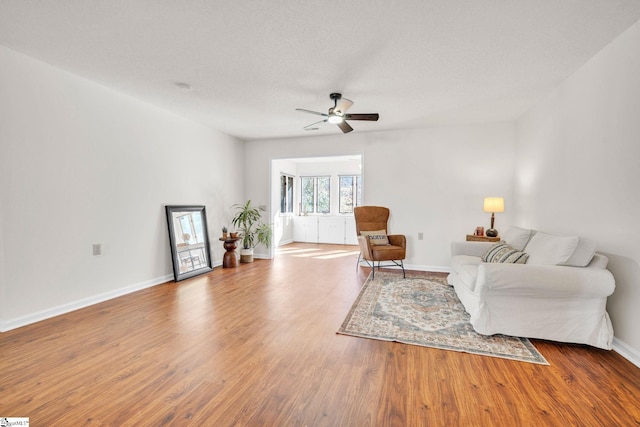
xmin=1 ymin=243 xmax=639 ymax=426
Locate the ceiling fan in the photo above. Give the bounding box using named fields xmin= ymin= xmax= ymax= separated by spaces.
xmin=296 ymin=93 xmax=379 ymax=133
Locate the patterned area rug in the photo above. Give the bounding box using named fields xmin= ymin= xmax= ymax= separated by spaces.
xmin=338 ymin=271 xmax=548 ymax=365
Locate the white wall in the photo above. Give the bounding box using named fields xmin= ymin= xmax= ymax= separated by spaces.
xmin=0 ymin=46 xmax=244 ymax=330
xmin=515 ymin=20 xmax=640 ymax=354
xmin=246 ymin=123 xmax=516 ymax=269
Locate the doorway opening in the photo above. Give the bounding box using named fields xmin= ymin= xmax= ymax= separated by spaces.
xmin=270 ymin=154 xmax=363 ymax=255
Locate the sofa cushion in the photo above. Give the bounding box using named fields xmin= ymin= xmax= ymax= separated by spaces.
xmin=588 ymin=253 xmax=608 ymax=269
xmin=560 ymin=238 xmax=597 ymax=267
xmin=501 ymin=226 xmax=533 ymax=251
xmin=482 ymin=242 xmax=529 ymax=264
xmin=525 ymin=232 xmax=579 ymax=265
xmin=371 ymin=245 xmax=405 ymax=259
xmin=360 ymin=229 xmax=389 ymax=246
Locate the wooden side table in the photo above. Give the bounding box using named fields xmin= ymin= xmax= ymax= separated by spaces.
xmin=466 ymin=235 xmax=501 ymax=242
xmin=219 ymin=237 xmax=240 ymax=268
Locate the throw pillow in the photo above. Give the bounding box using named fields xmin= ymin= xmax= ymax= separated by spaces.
xmin=360 ymin=229 xmax=390 ymax=246
xmin=482 ymin=242 xmax=509 ymax=262
xmin=560 ymin=237 xmax=596 ymax=267
xmin=482 ymin=242 xmax=529 ymax=264
xmin=497 ymin=249 xmax=530 ymax=264
xmin=525 ymin=232 xmax=579 ymax=265
xmin=501 ymin=226 xmax=533 ymax=251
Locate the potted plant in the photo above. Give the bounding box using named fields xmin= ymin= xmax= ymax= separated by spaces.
xmin=221 ymin=226 xmax=228 ymax=240
xmin=231 ymin=200 xmax=272 ymax=263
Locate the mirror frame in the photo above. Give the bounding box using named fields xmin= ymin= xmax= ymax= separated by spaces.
xmin=165 ymin=205 xmax=213 ymax=281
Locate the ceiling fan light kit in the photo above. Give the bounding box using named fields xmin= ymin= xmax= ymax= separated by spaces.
xmin=296 ymin=93 xmax=379 ymax=134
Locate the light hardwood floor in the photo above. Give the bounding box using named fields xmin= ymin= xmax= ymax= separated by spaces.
xmin=1 ymin=243 xmax=639 ymax=426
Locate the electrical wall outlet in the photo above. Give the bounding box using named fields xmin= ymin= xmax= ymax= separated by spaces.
xmin=418 ymin=232 xmax=424 ymax=240
xmin=93 ymin=244 xmax=102 ymax=256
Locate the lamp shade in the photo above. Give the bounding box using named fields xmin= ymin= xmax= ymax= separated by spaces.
xmin=483 ymin=197 xmax=504 ymax=213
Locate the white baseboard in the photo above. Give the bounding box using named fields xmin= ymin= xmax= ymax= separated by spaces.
xmin=253 ymin=252 xmax=271 ymax=260
xmin=613 ymin=337 xmax=640 ymax=368
xmin=0 ymin=274 xmax=173 ymax=332
xmin=405 ymin=264 xmax=451 ymax=274
xmin=355 ymin=261 xmax=451 ymax=274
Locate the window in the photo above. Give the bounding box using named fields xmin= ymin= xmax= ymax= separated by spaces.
xmin=280 ymin=174 xmax=294 ymax=213
xmin=177 ymin=212 xmax=204 ymax=243
xmin=339 ymin=175 xmax=362 ymax=213
xmin=301 ymin=176 xmax=330 ymax=214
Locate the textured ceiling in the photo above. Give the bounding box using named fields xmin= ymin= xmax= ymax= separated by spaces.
xmin=1 ymin=1 xmax=640 ymax=141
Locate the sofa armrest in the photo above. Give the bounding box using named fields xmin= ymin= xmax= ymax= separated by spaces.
xmin=451 ymin=241 xmax=495 ymax=257
xmin=477 ymin=263 xmax=615 ymax=298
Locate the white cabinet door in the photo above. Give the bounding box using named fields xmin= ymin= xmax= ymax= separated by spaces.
xmin=345 ymin=216 xmax=358 ymax=245
xmin=293 ymin=216 xmax=319 ymax=243
xmin=306 ymin=217 xmax=319 ymax=243
xmin=292 ymin=216 xmax=306 ymax=242
xmin=294 ymin=216 xmax=358 ymax=244
xmin=318 ymin=217 xmax=346 ymax=244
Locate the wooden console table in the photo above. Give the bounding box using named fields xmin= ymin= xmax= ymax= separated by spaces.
xmin=466 ymin=235 xmax=500 ymax=242
xmin=219 ymin=237 xmax=240 ymax=268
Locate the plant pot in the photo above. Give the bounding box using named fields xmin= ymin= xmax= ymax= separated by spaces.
xmin=222 ymin=232 xmax=228 ymax=240
xmin=230 ymin=232 xmax=239 ymax=239
xmin=239 ymin=248 xmax=254 ymax=263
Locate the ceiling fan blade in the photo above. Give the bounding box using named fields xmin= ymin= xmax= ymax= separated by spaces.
xmin=304 ymin=119 xmax=327 ymax=130
xmin=334 ymin=98 xmax=353 ymax=114
xmin=296 ymin=108 xmax=328 ymax=117
xmin=337 ymin=120 xmax=353 ymax=134
xmin=344 ymin=113 xmax=379 ymax=121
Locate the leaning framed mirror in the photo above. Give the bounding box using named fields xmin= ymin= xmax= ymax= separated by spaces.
xmin=165 ymin=205 xmax=213 ymax=281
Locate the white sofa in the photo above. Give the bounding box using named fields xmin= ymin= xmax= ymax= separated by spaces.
xmin=447 ymin=227 xmax=615 ymax=350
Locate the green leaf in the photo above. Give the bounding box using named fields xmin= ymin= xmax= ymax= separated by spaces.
xmin=230 ymin=200 xmax=272 ymax=249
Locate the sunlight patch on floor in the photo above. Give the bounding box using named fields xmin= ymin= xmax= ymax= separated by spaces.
xmin=293 ymin=250 xmax=360 ymax=259
xmin=275 ymin=248 xmax=322 ymax=255
xmin=314 ymin=251 xmax=361 ymax=259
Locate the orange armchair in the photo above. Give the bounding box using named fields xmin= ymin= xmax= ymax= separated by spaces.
xmin=354 ymin=206 xmax=406 ymax=278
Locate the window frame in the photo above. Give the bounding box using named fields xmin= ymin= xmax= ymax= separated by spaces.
xmin=300 ymin=175 xmax=331 ymax=214
xmin=338 ymin=174 xmax=362 ymax=214
xmin=280 ymin=173 xmax=294 ymax=215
